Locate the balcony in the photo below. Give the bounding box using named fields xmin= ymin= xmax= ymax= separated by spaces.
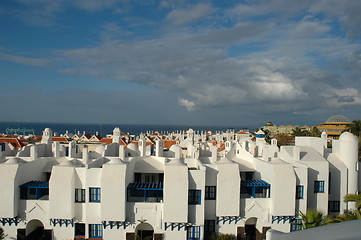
xmin=240 ymin=179 xmax=271 ymax=198
xmin=20 ymin=181 xmax=49 ymax=200
xmin=127 ymin=182 xmax=163 ymax=202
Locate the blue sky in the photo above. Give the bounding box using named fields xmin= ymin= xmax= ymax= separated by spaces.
xmin=0 ymin=0 xmax=360 ymax=127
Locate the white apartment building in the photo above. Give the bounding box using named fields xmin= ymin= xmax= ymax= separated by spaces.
xmin=0 ymin=128 xmax=359 ymax=240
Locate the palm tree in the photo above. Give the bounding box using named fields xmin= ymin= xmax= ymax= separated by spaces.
xmin=296 ymin=209 xmax=333 ymax=229
xmin=344 ymin=193 xmax=361 ymax=210
xmin=310 ymin=127 xmax=321 ymax=137
xmin=292 ymin=127 xmax=309 ymax=137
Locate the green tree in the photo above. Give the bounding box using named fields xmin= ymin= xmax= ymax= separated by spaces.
xmin=292 ymin=127 xmax=309 ymax=137
xmin=296 ymin=209 xmax=333 ymax=230
xmin=204 ymin=233 xmax=236 ymax=240
xmin=333 ymin=193 xmax=361 ymax=224
xmin=349 ymin=120 xmax=361 ymax=137
xmin=333 ymin=209 xmax=361 ymax=223
xmin=310 ymin=127 xmax=322 ymax=137
xmin=274 ymin=133 xmax=294 ymax=146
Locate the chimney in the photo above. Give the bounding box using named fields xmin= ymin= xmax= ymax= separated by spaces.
xmin=30 ymin=145 xmax=38 ymax=160
xmin=82 ymin=145 xmax=89 ymax=165
xmin=211 ymin=145 xmax=217 ymax=163
xmin=69 ymin=141 xmax=76 ymax=158
xmin=53 ymin=141 xmax=60 ymax=157
xmin=293 ymin=147 xmax=300 ymax=161
xmin=119 ymin=145 xmax=125 ymax=160
xmin=156 ymin=140 xmax=164 ymax=157
xmin=139 ymin=139 xmax=146 ymax=157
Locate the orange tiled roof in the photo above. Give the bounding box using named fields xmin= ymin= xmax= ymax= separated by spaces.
xmin=99 ymin=138 xmax=112 ymax=144
xmin=130 ymin=141 xmax=153 ymax=147
xmin=217 ymin=143 xmax=225 ymax=152
xmin=236 ymin=131 xmax=248 ymax=134
xmin=52 ymin=137 xmax=69 ymax=142
xmin=0 ymin=137 xmax=27 ymax=148
xmin=209 ymin=140 xmax=217 ymax=146
xmin=163 ymin=140 xmax=177 ymax=149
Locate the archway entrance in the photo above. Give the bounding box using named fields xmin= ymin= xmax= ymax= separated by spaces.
xmin=135 ymin=222 xmax=154 ymax=240
xmin=26 ymin=219 xmax=44 ymax=240
xmin=245 ymin=217 xmax=257 ymax=240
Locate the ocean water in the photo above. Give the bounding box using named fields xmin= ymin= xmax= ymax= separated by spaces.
xmin=0 ymin=122 xmax=257 ymax=137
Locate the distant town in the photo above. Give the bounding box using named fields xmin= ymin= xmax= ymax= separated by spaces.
xmin=0 ymin=114 xmax=360 ymax=240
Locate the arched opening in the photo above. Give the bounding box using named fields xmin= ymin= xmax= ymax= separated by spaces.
xmin=135 ymin=222 xmax=154 ymax=240
xmin=245 ymin=217 xmax=257 ymax=240
xmin=26 ymin=219 xmax=44 ymax=239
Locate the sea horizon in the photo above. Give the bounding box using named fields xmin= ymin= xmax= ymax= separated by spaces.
xmin=0 ymin=121 xmax=258 ymax=136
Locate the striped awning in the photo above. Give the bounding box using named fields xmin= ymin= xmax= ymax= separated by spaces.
xmin=128 ymin=182 xmax=163 ymax=190
xmin=242 ymin=179 xmax=270 ymax=187
xmin=20 ymin=180 xmax=49 ymax=188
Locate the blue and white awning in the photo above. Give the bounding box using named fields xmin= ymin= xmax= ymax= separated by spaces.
xmin=20 ymin=180 xmax=49 ymax=188
xmin=128 ymin=182 xmax=163 ymax=190
xmin=242 ymin=179 xmax=270 ymax=187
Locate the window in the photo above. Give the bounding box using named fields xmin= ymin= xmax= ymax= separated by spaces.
xmin=205 ymin=186 xmax=216 ymax=200
xmin=329 ymin=201 xmax=340 ymax=212
xmin=204 ymin=220 xmax=215 ymax=234
xmin=314 ymin=181 xmax=325 ymax=193
xmin=89 ymin=188 xmax=101 ymax=202
xmin=89 ymin=224 xmax=102 ymax=238
xmin=75 ymin=223 xmax=85 ymax=237
xmin=75 ymin=189 xmax=85 ymax=203
xmin=187 ymin=226 xmax=200 ymax=240
xmin=189 ymin=190 xmax=201 ymax=204
xmin=296 ymin=185 xmax=304 ymax=199
xmin=290 ymin=219 xmax=302 ymax=232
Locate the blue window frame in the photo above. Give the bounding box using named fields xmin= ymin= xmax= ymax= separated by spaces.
xmin=89 ymin=224 xmax=102 ymax=238
xmin=314 ymin=181 xmax=325 ymax=193
xmin=75 ymin=189 xmax=85 ymax=203
xmin=329 ymin=201 xmax=340 ymax=212
xmin=290 ymin=219 xmax=302 ymax=232
xmin=205 ymin=186 xmax=216 ymax=200
xmin=296 ymin=185 xmax=304 ymax=199
xmin=20 ymin=181 xmax=49 ymax=200
xmin=187 ymin=226 xmax=200 ymax=240
xmin=89 ymin=188 xmax=101 ymax=202
xmin=189 ymin=190 xmax=201 ymax=204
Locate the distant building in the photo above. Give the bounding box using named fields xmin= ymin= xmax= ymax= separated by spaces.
xmin=263 ymin=123 xmax=311 ymax=137
xmin=316 ymin=115 xmax=352 ymax=139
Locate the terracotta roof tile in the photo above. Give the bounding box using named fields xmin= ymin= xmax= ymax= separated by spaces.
xmin=52 ymin=137 xmax=69 ymax=142
xmin=99 ymin=138 xmax=112 ymax=144
xmin=163 ymin=140 xmax=177 ymax=149
xmin=217 ymin=143 xmax=225 ymax=152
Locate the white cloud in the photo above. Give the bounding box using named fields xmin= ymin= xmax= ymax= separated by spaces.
xmin=2 ymin=0 xmax=361 ymax=124
xmin=166 ymin=3 xmax=213 ymax=25
xmin=178 ymin=98 xmax=196 ymax=111
xmin=0 ymin=51 xmax=50 ymax=67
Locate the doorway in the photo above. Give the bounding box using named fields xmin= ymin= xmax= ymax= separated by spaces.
xmin=26 ymin=219 xmax=44 ymax=240
xmin=245 ymin=217 xmax=257 ymax=240
xmin=135 ymin=222 xmax=154 ymax=240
